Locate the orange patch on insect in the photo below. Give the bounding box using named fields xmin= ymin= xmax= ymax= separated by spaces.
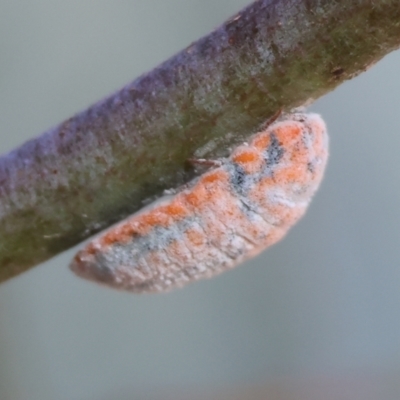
xmin=185 ymin=171 xmax=230 ymax=209
xmin=163 ymin=201 xmax=189 ymax=218
xmin=133 ymin=202 xmax=188 ymax=234
xmin=200 ymin=169 xmax=228 ymax=184
xmin=231 ymin=147 xmax=263 ymax=173
xmin=139 ymin=210 xmax=171 ymax=229
xmin=99 ymin=222 xmax=139 ymax=246
xmin=274 ymin=122 xmax=303 ymax=146
xmin=252 ymin=131 xmax=272 ymax=151
xmin=273 ymin=165 xmax=308 ymax=186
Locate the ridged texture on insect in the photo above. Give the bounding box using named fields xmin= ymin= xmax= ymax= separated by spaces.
xmin=70 ymin=112 xmax=329 ymax=293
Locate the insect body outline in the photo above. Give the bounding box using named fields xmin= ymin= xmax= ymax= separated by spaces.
xmin=71 ymin=112 xmax=329 ymax=293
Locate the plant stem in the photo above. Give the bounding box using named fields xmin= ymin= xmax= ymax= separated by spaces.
xmin=1 ymin=0 xmax=399 ymax=283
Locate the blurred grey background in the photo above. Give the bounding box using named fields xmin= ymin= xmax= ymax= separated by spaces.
xmin=1 ymin=1 xmax=400 ymax=399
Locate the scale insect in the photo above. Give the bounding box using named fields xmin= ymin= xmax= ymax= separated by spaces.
xmin=70 ymin=112 xmax=329 ymax=293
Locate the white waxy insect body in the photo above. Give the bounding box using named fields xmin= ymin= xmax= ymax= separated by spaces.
xmin=70 ymin=112 xmax=329 ymax=293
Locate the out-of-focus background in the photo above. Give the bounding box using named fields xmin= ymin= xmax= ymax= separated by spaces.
xmin=1 ymin=1 xmax=400 ymax=399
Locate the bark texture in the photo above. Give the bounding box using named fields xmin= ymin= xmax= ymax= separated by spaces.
xmin=1 ymin=0 xmax=399 ymax=283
